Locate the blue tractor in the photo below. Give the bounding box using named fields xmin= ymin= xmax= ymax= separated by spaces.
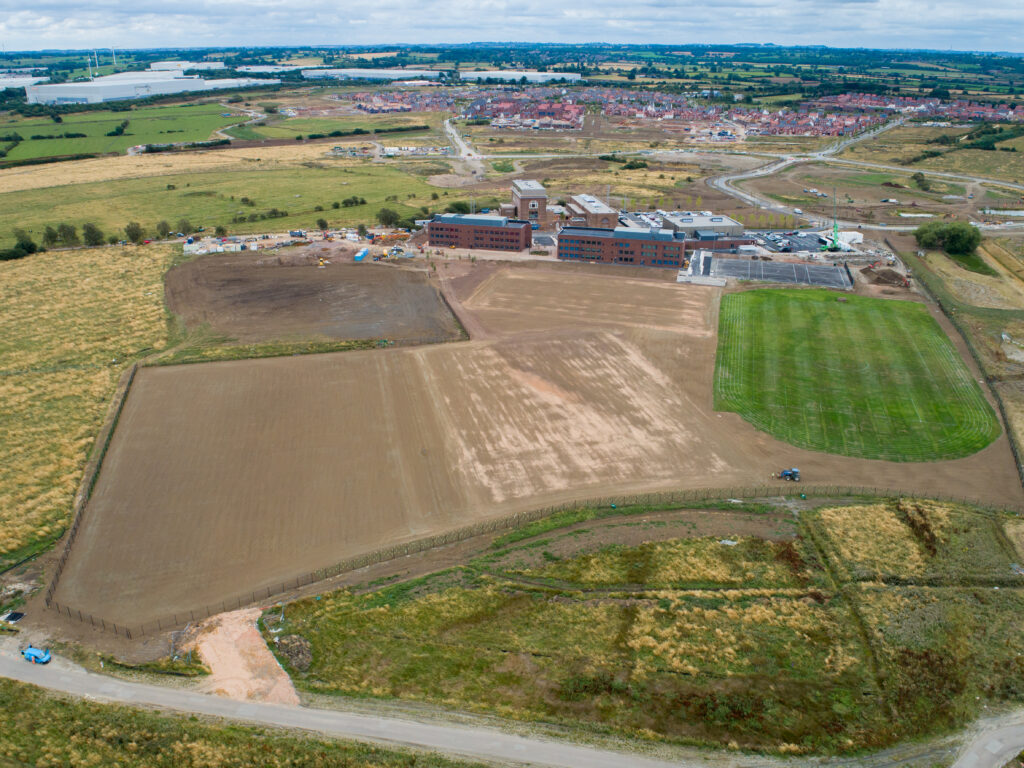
xmin=779 ymin=468 xmax=801 ymax=482
xmin=22 ymin=645 xmax=50 ymax=664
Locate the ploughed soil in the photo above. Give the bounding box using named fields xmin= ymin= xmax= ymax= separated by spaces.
xmin=52 ymin=261 xmax=1024 ymax=631
xmin=165 ymin=252 xmax=462 ymax=344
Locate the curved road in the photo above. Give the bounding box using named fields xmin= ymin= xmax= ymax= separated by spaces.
xmin=706 ymin=120 xmax=1024 ymax=233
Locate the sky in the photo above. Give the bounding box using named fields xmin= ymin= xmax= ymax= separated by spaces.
xmin=0 ymin=0 xmax=1022 ymax=54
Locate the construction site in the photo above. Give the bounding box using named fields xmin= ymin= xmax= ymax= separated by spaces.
xmin=44 ymin=259 xmax=1023 ymax=635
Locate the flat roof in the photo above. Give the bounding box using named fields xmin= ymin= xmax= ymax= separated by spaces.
xmin=559 ymin=226 xmax=677 ymax=242
xmin=571 ymin=194 xmax=616 ymax=215
xmin=512 ymin=179 xmax=547 ymax=195
xmin=432 ymin=213 xmax=527 ymax=228
xmin=663 ymin=212 xmax=741 ymax=228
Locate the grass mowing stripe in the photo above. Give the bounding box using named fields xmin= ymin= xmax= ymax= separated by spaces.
xmin=713 ymin=289 xmax=1000 ymax=461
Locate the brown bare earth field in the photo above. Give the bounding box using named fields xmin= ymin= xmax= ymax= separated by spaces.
xmin=53 ymin=263 xmax=1024 ymax=628
xmin=165 ymin=254 xmax=461 ymax=343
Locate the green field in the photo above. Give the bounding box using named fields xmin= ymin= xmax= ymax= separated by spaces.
xmin=0 ymin=104 xmax=244 ymax=161
xmin=713 ymin=289 xmax=1000 ymax=461
xmin=231 ymin=111 xmax=447 ymax=140
xmin=0 ymin=160 xmax=449 ymax=246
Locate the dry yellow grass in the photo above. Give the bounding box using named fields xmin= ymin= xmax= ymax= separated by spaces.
xmin=817 ymin=504 xmax=926 ymax=577
xmin=627 ymin=590 xmax=861 ymax=679
xmin=0 ymin=245 xmax=171 ymax=559
xmin=0 ymin=143 xmax=353 ymax=195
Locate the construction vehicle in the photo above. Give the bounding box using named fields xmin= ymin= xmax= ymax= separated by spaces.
xmin=22 ymin=645 xmax=50 ymax=664
xmin=779 ymin=468 xmax=801 ymax=482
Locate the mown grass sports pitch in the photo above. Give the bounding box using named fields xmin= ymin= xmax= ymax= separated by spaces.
xmin=714 ymin=289 xmax=1000 ymax=461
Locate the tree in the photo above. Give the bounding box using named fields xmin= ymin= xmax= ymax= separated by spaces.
xmin=316 ymin=218 xmax=328 ymax=230
xmin=357 ymin=223 xmax=368 ymax=238
xmin=911 ymin=172 xmax=931 ymax=192
xmin=1 ymin=229 xmax=39 ymax=261
xmin=332 ymin=201 xmax=340 ymax=209
xmin=376 ymin=208 xmax=400 ymax=227
xmin=914 ymin=221 xmax=981 ymax=256
xmin=56 ymin=223 xmax=79 ymax=246
xmin=155 ymin=220 xmax=171 ymax=238
xmin=445 ymin=201 xmax=470 ymax=214
xmin=42 ymin=225 xmax=59 ymax=247
xmin=82 ymin=222 xmax=104 ymax=246
xmin=107 ymin=235 xmax=119 ymax=245
xmin=125 ymin=222 xmax=145 ymax=244
xmin=176 ymin=219 xmax=193 ymax=235
xmin=214 ymin=225 xmax=227 ymax=237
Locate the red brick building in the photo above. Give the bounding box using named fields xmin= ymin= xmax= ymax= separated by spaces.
xmin=427 ymin=214 xmax=532 ymax=251
xmin=557 ymin=225 xmax=753 ymax=268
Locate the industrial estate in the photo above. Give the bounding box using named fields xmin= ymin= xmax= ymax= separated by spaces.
xmin=3 ymin=41 xmax=1024 ymax=768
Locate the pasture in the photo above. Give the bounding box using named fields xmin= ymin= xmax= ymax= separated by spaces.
xmin=714 ymin=289 xmax=1001 ymax=460
xmin=0 ymin=103 xmax=245 ymax=161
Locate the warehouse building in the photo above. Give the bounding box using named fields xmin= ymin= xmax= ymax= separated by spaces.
xmin=459 ymin=71 xmax=583 ymax=83
xmin=427 ymin=214 xmax=532 ymax=251
xmin=302 ymin=68 xmax=442 ymax=81
xmin=565 ymin=194 xmax=619 ymax=228
xmin=26 ymin=71 xmax=278 ymax=105
xmin=150 ymin=61 xmax=226 ymax=71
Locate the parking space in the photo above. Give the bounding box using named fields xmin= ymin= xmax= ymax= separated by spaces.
xmin=711 ymin=258 xmax=851 ymax=289
xmin=747 ymin=230 xmax=825 ymax=253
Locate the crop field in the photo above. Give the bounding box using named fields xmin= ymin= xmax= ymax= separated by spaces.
xmin=0 ymin=104 xmax=245 ymax=161
xmin=0 ymin=157 xmax=448 ymax=247
xmin=714 ymin=289 xmax=1001 ymax=460
xmin=166 ymin=255 xmax=462 ymax=343
xmin=266 ymin=498 xmax=1024 ymax=753
xmin=53 ymin=264 xmax=1023 ymax=629
xmin=0 ymin=245 xmax=172 ymax=566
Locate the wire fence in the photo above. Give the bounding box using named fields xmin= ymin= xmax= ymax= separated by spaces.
xmin=46 ymin=484 xmax=1022 ymax=640
xmin=889 ymin=239 xmax=1024 ymax=491
xmin=44 ymin=364 xmax=138 ymax=612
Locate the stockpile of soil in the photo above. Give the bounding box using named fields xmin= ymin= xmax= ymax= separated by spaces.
xmin=861 ymin=266 xmax=906 ymax=286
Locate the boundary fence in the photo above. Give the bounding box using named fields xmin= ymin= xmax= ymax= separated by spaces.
xmin=889 ymin=240 xmax=1024 ymax=490
xmin=44 ymin=364 xmax=138 ymax=614
xmin=46 ymin=484 xmax=1022 ymax=640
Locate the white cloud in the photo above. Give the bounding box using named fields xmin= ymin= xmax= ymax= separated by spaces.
xmin=0 ymin=0 xmax=1020 ymax=52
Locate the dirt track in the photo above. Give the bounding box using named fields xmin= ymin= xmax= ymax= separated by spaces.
xmin=166 ymin=254 xmax=461 ymax=343
xmin=54 ymin=262 xmax=1024 ymax=628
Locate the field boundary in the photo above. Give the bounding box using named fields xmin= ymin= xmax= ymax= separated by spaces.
xmin=889 ymin=238 xmax=1024 ymax=491
xmin=46 ymin=484 xmax=1022 ymax=640
xmin=43 ymin=363 xmax=139 ymax=622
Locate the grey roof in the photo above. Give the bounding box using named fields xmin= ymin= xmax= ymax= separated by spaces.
xmin=571 ymin=194 xmax=616 ymax=215
xmin=558 ymin=226 xmax=678 ymax=242
xmin=432 ymin=213 xmax=527 ymax=228
xmin=513 ymin=179 xmax=546 ymax=194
